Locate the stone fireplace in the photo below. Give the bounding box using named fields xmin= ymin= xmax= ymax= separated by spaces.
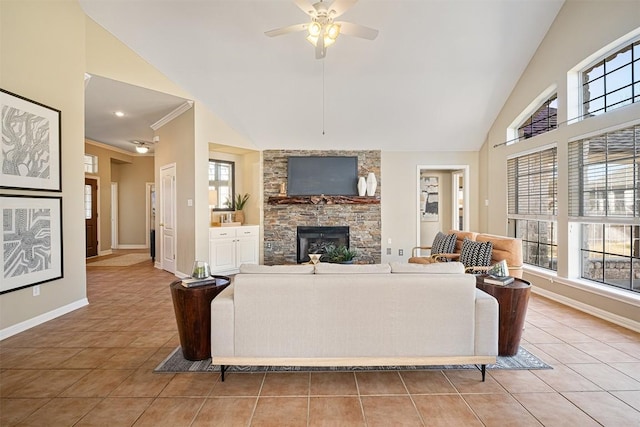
xmin=263 ymin=150 xmax=381 ymax=265
xmin=297 ymin=226 xmax=349 ymax=263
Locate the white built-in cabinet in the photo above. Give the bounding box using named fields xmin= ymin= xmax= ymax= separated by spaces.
xmin=209 ymin=225 xmax=259 ymax=274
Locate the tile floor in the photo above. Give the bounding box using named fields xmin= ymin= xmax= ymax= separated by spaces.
xmin=1 ymin=254 xmax=639 ymax=426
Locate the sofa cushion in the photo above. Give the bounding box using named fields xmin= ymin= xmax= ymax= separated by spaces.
xmin=314 ymin=263 xmax=392 ymax=274
xmin=238 ymin=264 xmax=315 ymax=274
xmin=390 ymin=262 xmax=465 ymax=274
xmin=431 ymin=232 xmax=457 ymax=255
xmin=459 ymin=239 xmax=493 ymax=268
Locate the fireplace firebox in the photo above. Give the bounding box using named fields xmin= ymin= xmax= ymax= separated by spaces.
xmin=297 ymin=226 xmax=349 ymax=264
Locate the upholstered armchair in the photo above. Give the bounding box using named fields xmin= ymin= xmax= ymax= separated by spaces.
xmin=409 ymin=230 xmax=477 ymax=264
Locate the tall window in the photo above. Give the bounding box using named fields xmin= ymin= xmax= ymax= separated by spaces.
xmin=508 ymin=147 xmax=558 ymax=270
xmin=208 ymin=159 xmax=234 ymax=210
xmin=517 ymin=94 xmax=558 ymax=141
xmin=568 ymin=124 xmax=640 ymax=293
xmin=582 ymin=39 xmax=640 ymax=118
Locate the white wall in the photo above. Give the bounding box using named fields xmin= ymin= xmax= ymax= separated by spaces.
xmin=381 ymin=151 xmax=479 ymax=264
xmin=481 ymin=0 xmax=640 ymax=328
xmin=0 ymin=1 xmax=88 ymax=336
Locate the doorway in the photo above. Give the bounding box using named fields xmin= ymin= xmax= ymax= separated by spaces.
xmin=416 ymin=165 xmax=469 ymax=249
xmin=85 ymin=178 xmax=98 ymax=257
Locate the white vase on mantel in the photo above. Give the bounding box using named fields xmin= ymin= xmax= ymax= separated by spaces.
xmin=357 ymin=177 xmax=367 ymax=196
xmin=366 ymin=172 xmax=377 ymax=196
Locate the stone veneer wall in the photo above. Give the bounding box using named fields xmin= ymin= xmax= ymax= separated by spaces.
xmin=263 ymin=150 xmax=381 ymax=264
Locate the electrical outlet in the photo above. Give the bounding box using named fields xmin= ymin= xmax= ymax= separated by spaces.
xmin=399 ymin=249 xmax=404 ymax=256
xmin=386 ymin=248 xmax=391 ymax=255
xmin=33 ymin=285 xmax=40 ymax=296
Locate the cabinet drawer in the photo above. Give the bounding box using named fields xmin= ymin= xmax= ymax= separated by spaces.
xmin=210 ymin=228 xmax=236 ymax=239
xmin=236 ymin=226 xmax=258 ymax=237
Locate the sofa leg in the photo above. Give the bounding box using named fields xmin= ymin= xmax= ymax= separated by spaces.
xmin=481 ymin=364 xmax=486 ymax=382
xmin=220 ymin=365 xmax=226 ymax=382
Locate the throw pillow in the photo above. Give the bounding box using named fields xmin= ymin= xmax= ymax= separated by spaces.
xmin=431 ymin=232 xmax=457 ymax=255
xmin=459 ymin=238 xmax=493 ymax=270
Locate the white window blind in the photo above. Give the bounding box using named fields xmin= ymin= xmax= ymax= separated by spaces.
xmin=508 ymin=147 xmax=557 ymax=217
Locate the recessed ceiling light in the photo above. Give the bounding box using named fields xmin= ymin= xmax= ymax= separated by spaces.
xmin=114 ymin=111 xmax=124 ymax=117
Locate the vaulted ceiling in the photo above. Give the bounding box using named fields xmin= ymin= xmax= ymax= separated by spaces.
xmin=80 ymin=0 xmax=564 ymax=152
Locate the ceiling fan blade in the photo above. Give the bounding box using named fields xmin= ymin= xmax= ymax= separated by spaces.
xmin=293 ymin=0 xmax=316 ymax=16
xmin=265 ymin=23 xmax=308 ymax=37
xmin=328 ymin=0 xmax=358 ymax=18
xmin=335 ymin=21 xmax=378 ymax=40
xmin=315 ymin=35 xmax=326 ymax=59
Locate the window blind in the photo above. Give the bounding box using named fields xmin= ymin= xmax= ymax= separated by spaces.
xmin=508 ymin=147 xmax=558 ymax=216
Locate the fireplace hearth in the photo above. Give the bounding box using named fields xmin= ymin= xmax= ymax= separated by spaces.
xmin=297 ymin=226 xmax=349 ymax=264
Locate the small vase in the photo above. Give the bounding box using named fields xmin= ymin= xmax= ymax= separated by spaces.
xmin=357 ymin=177 xmax=367 ymax=196
xmin=366 ymin=172 xmax=377 ymax=196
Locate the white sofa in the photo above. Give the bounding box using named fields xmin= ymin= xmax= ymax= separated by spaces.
xmin=210 ymin=262 xmax=499 ymax=381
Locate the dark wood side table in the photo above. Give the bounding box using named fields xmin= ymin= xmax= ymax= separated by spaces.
xmin=170 ymin=276 xmax=230 ymax=361
xmin=475 ymin=275 xmax=531 ymax=356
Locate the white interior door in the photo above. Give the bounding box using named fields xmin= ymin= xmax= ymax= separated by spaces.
xmin=160 ymin=164 xmax=177 ymax=273
xmin=111 ymin=182 xmax=118 ymax=249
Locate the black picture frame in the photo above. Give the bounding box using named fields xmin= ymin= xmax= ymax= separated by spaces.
xmin=0 ymin=195 xmax=63 ymax=294
xmin=1 ymin=88 xmax=62 ymax=192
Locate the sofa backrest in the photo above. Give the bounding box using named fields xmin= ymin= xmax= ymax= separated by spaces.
xmin=231 ymin=273 xmax=477 ymax=358
xmin=448 ymin=230 xmax=478 ymax=253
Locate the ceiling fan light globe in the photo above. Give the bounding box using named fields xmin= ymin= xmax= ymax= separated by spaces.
xmin=136 ymin=145 xmax=149 ymax=154
xmin=323 ymin=36 xmax=336 ymax=47
xmin=308 ymin=21 xmax=322 ymax=37
xmin=326 ymin=23 xmax=340 ymax=40
xmin=306 ymin=34 xmax=319 ymax=47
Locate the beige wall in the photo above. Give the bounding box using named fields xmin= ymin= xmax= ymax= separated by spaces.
xmin=155 ymin=108 xmax=196 ymax=275
xmin=114 ymin=156 xmax=154 ymax=246
xmin=481 ymin=0 xmax=640 ymax=327
xmin=381 ymin=151 xmax=480 ymax=264
xmin=0 ymin=1 xmax=87 ymax=334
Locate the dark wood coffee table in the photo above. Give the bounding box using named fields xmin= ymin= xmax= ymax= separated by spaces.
xmin=475 ymin=275 xmax=531 ymax=356
xmin=170 ymin=276 xmax=230 ymax=361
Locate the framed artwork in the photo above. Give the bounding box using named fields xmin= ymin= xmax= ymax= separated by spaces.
xmin=0 ymin=195 xmax=63 ymax=294
xmin=1 ymin=88 xmax=62 ymax=191
xmin=420 ymin=176 xmax=439 ymax=222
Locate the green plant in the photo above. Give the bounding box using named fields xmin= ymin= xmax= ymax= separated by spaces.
xmin=324 ymin=244 xmax=358 ymax=263
xmin=234 ymin=193 xmax=250 ymax=210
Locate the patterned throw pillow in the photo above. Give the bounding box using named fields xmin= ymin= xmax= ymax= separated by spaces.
xmin=459 ymin=238 xmax=493 ymax=270
xmin=431 ymin=232 xmax=457 ymax=255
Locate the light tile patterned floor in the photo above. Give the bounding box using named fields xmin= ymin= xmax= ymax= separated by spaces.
xmin=1 ymin=253 xmax=639 ymax=426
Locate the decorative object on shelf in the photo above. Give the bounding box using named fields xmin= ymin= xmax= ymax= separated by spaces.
xmin=1 ymin=89 xmax=61 ymax=191
xmin=357 ymin=176 xmax=367 ymax=196
xmin=233 ymin=193 xmax=250 ymax=225
xmin=0 ymin=195 xmax=63 ymax=294
xmin=191 ymin=261 xmax=211 ymax=279
xmin=324 ymin=244 xmax=358 ymax=264
xmin=366 ymin=172 xmax=377 ymax=196
xmin=308 ymin=253 xmax=322 ymax=264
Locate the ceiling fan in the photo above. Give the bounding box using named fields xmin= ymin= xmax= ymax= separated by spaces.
xmin=130 ymin=139 xmax=157 ymax=154
xmin=265 ymin=0 xmax=379 ymax=59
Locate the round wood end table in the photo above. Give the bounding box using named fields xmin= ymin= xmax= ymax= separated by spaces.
xmin=170 ymin=276 xmax=230 ymax=361
xmin=475 ymin=275 xmax=531 ymax=356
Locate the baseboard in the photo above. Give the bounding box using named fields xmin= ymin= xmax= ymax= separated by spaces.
xmin=117 ymin=244 xmax=147 ymax=249
xmin=0 ymin=298 xmax=89 ymax=340
xmin=99 ymin=249 xmax=113 ymax=256
xmin=532 ymin=287 xmax=640 ymax=333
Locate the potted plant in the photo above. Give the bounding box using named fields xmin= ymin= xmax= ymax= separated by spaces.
xmin=324 ymin=244 xmax=358 ymax=264
xmin=233 ymin=193 xmax=250 ymax=224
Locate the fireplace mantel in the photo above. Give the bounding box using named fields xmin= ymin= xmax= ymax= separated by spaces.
xmin=268 ymin=195 xmax=380 ymax=205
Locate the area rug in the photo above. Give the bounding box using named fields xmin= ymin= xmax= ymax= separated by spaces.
xmin=155 ymin=346 xmax=552 ymax=373
xmin=87 ymin=253 xmax=151 ymax=267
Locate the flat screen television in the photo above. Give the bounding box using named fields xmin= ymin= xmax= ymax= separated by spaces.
xmin=287 ymin=156 xmax=358 ymax=196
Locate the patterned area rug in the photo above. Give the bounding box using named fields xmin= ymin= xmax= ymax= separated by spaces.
xmin=87 ymin=253 xmax=151 ymax=267
xmin=154 ymin=346 xmax=552 ymax=373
